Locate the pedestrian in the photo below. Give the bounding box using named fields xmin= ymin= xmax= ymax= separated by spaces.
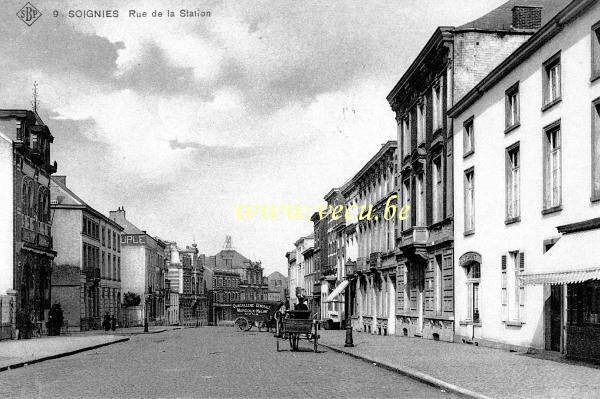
xmin=102 ymin=312 xmax=111 ymax=331
xmin=110 ymin=315 xmax=117 ymax=331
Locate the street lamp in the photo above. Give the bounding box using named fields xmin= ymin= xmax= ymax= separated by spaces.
xmin=344 ymin=276 xmax=355 ymax=348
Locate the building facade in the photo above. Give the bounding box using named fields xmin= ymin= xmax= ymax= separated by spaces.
xmin=0 ymin=110 xmax=57 ymax=338
xmin=449 ymin=0 xmax=600 ymax=361
xmin=285 ymin=250 xmax=298 ymax=307
xmin=267 ymin=271 xmax=287 ymax=302
xmin=310 ymin=211 xmax=328 ymax=318
xmin=109 ymin=208 xmax=167 ymax=326
xmin=211 ymin=269 xmax=240 ymax=324
xmin=349 ymin=141 xmax=398 ymax=336
xmin=50 ymin=176 xmax=124 ymax=330
xmin=386 ymin=2 xmax=564 ymax=342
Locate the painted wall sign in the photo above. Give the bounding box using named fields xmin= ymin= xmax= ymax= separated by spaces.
xmin=121 ymin=234 xmax=147 ymax=245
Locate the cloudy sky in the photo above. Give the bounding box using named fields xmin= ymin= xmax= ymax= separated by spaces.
xmin=2 ymin=0 xmax=507 ymax=274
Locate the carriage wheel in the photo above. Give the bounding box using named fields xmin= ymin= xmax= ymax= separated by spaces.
xmin=235 ymin=317 xmax=251 ymax=332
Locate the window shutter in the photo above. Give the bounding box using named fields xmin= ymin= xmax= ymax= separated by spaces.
xmin=543 ymin=133 xmax=550 ymax=208
xmin=519 ymin=252 xmax=525 ymax=273
xmin=501 ymin=255 xmax=508 ymax=321
xmin=519 ymin=252 xmax=525 ymax=320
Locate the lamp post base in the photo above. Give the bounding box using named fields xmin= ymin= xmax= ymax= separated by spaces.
xmin=344 ymin=322 xmax=354 ymax=347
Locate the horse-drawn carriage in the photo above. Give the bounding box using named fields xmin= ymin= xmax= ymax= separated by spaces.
xmin=275 ymin=310 xmax=320 ymax=352
xmin=232 ymin=301 xmax=282 ymax=332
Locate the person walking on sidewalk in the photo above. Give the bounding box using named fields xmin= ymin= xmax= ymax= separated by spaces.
xmin=110 ymin=315 xmax=117 ymax=331
xmin=102 ymin=312 xmax=111 ymax=331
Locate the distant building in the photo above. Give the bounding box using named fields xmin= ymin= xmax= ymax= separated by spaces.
xmin=267 ymin=271 xmax=287 ymax=302
xmin=50 ymin=176 xmax=124 ymax=331
xmin=211 ymin=269 xmax=240 ymax=324
xmin=207 ymin=236 xmax=268 ymax=302
xmin=109 ymin=208 xmax=167 ymax=326
xmin=0 ymin=110 xmax=57 ymax=337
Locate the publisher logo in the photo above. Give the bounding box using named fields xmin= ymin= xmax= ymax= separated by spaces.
xmin=17 ymin=3 xmax=41 ymax=26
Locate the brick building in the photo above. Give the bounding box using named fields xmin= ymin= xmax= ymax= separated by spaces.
xmin=210 ymin=269 xmax=240 ymax=324
xmin=386 ymin=0 xmax=565 ymax=343
xmin=50 ymin=176 xmax=124 ymax=330
xmin=0 ymin=110 xmax=57 ymax=338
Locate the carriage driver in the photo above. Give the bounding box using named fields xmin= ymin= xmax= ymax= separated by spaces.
xmin=294 ymin=296 xmax=308 ymax=311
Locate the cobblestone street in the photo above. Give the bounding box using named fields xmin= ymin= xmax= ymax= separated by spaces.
xmin=0 ymin=327 xmax=454 ymax=398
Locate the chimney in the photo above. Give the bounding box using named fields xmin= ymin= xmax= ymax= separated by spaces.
xmin=109 ymin=206 xmax=126 ymax=221
xmin=512 ymin=6 xmax=542 ymax=30
xmin=54 ymin=175 xmax=67 ymax=186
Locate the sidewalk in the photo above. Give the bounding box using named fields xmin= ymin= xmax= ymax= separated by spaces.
xmin=318 ymin=330 xmax=600 ymax=399
xmin=69 ymin=325 xmax=185 ymax=336
xmin=0 ymin=335 xmax=129 ymax=372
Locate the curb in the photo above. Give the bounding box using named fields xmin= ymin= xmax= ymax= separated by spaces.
xmin=318 ymin=342 xmax=494 ymax=399
xmin=0 ymin=337 xmax=130 ymax=373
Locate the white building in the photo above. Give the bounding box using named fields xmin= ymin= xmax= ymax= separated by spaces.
xmin=450 ymin=0 xmax=600 ymax=361
xmin=286 ymin=250 xmax=298 ymax=307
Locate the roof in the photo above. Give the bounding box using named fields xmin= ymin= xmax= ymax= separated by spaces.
xmin=457 ymin=0 xmax=569 ymax=32
xmin=388 ymin=0 xmax=569 ymax=102
xmin=51 ymin=177 xmax=123 ymax=230
xmin=449 ymin=0 xmax=593 ymax=118
xmin=351 ymin=141 xmax=397 ymax=184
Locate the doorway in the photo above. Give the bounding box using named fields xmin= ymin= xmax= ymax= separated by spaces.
xmin=550 ymin=285 xmax=562 ymax=352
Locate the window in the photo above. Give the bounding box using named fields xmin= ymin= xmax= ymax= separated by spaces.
xmin=417 ymin=102 xmax=426 ymax=145
xmin=402 ymin=178 xmax=411 ymax=230
xmin=107 ymin=230 xmax=111 ymax=248
xmin=401 ymin=115 xmax=411 ymax=159
xmin=464 ymin=168 xmax=475 ymax=233
xmin=543 ymin=53 xmax=561 ymax=107
xmin=435 ymin=255 xmax=443 ymax=315
xmin=591 ymin=22 xmax=600 ymax=80
xmin=506 ymin=144 xmax=520 ymax=221
xmin=107 ymin=255 xmax=111 ymax=279
xmin=102 ymin=252 xmax=105 ymax=277
xmin=465 ymin=262 xmax=480 ymax=322
xmin=112 ymin=232 xmax=116 ymax=250
xmin=432 ymin=157 xmax=443 ymax=223
xmin=569 ymin=280 xmax=600 ymax=325
xmin=543 ymin=121 xmax=561 ymax=210
xmin=592 ymin=99 xmax=600 ymax=200
xmin=501 ymin=251 xmax=525 ymax=322
xmin=432 ymin=84 xmax=443 ymax=131
xmin=463 ymin=117 xmax=474 ymax=156
xmin=416 ymin=172 xmax=425 ymax=226
xmin=505 ymin=83 xmax=520 ymax=130
xmin=102 ymin=227 xmax=105 ymax=246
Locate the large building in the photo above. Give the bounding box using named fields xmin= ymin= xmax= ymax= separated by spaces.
xmin=449 ymin=0 xmax=600 ymax=361
xmin=386 ymin=0 xmax=565 ymax=342
xmin=0 ymin=110 xmax=57 ymax=339
xmin=208 ymin=237 xmax=268 ymax=302
xmin=50 ymin=176 xmax=124 ymax=331
xmin=109 ymin=208 xmax=167 ymax=326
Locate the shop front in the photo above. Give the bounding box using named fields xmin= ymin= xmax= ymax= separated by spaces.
xmin=521 ymin=224 xmax=600 ymax=363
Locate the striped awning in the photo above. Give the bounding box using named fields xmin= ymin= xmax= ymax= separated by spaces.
xmin=520 ymin=228 xmax=600 ymax=285
xmin=324 ymin=280 xmax=349 ymax=302
xmin=520 ymin=268 xmax=600 ymax=285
